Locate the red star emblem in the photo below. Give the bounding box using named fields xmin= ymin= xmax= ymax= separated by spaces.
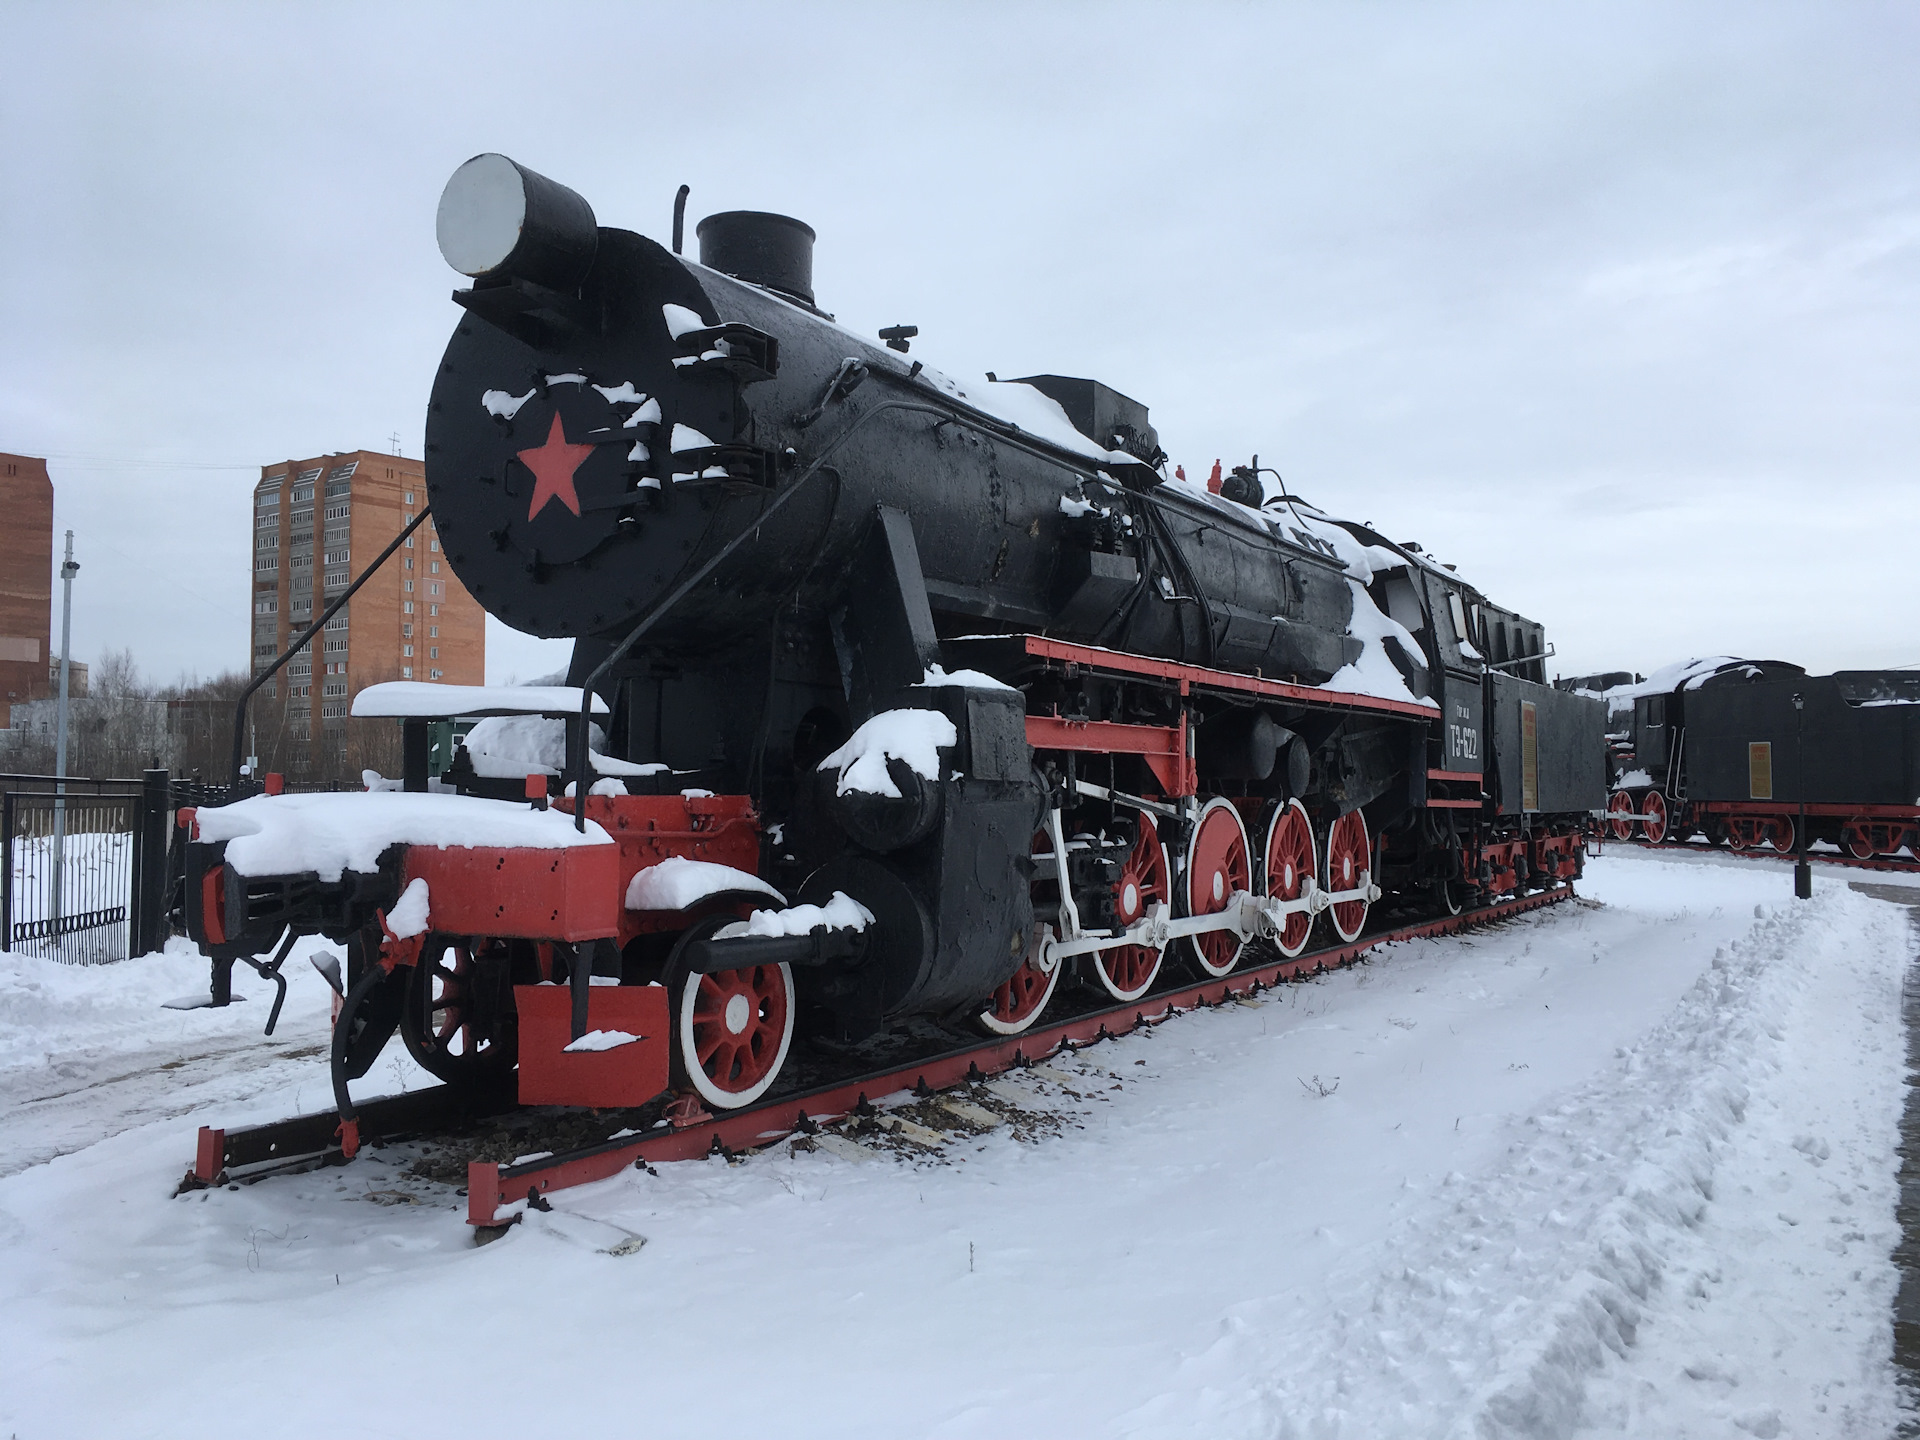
xmin=517 ymin=412 xmax=595 ymax=522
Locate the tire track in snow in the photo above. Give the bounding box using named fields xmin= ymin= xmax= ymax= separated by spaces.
xmin=0 ymin=1033 xmax=334 ymax=1179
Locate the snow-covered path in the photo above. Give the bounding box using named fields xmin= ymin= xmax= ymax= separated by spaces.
xmin=0 ymin=851 xmax=1907 ymax=1438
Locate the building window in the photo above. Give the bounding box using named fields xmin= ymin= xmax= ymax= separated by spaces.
xmin=427 ymin=625 xmax=437 ymax=637
xmin=428 ymin=668 xmax=443 ymax=680
xmin=254 ymin=556 xmax=277 ymax=572
xmin=404 ymin=580 xmax=414 ymax=593
xmin=402 ymin=644 xmax=413 ymax=657
xmin=403 ymin=601 xmax=413 ymax=614
xmin=429 ymin=583 xmax=441 ymax=597
xmin=256 ymin=488 xmax=281 ymax=510
xmin=254 ymin=599 xmax=276 ymax=614
xmin=402 ymin=666 xmax=412 ymax=679
xmin=324 ymin=503 xmax=349 ymax=521
xmin=323 ymin=549 xmax=350 ymax=566
xmin=405 ymin=491 xmax=415 ymax=505
xmin=429 ymin=604 xmax=439 ymax=617
xmin=402 ymin=623 xmax=413 ymax=638
xmin=429 ymin=647 xmax=439 ymax=659
xmin=404 ymin=536 xmax=413 ymax=549
xmin=403 ymin=557 xmax=413 ymax=570
xmin=429 ymin=540 xmax=439 ymax=552
xmin=429 ymin=562 xmax=439 ymax=574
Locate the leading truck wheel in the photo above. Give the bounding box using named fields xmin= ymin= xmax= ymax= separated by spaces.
xmin=1640 ymin=791 xmax=1669 ymax=846
xmin=1263 ymin=798 xmax=1316 ymax=959
xmin=398 ymin=934 xmax=518 ymax=1091
xmin=1324 ymin=810 xmax=1372 ymax=944
xmin=668 ymin=918 xmax=796 ymax=1110
xmin=1183 ymin=798 xmax=1252 ymax=978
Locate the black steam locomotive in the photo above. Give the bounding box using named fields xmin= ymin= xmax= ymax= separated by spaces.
xmin=182 ymin=154 xmax=1605 ymax=1122
xmin=1598 ymin=659 xmax=1920 ymax=859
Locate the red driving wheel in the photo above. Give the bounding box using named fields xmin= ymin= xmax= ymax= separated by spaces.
xmin=1324 ymin=809 xmax=1372 ymax=944
xmin=1769 ymin=815 xmax=1796 ymax=854
xmin=1606 ymin=791 xmax=1636 ymax=841
xmin=1092 ymin=816 xmax=1171 ymax=1002
xmin=979 ymin=954 xmax=1057 ymax=1035
xmin=1640 ymin=791 xmax=1669 ymax=845
xmin=1263 ymin=798 xmax=1316 ymax=959
xmin=1183 ymin=797 xmax=1252 ymax=978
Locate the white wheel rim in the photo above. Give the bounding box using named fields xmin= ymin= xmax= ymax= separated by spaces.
xmin=978 ymin=953 xmax=1061 ymax=1036
xmin=677 ymin=961 xmax=795 ymax=1110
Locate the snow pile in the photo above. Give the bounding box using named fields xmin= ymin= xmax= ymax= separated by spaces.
xmin=1612 ymin=767 xmax=1653 ymax=790
xmin=713 ymin=891 xmax=875 ymax=939
xmin=481 ymin=387 xmax=533 ymax=419
xmin=459 ymin=716 xmax=662 ymax=780
xmin=563 ymin=779 xmax=627 ymax=798
xmin=1322 ymin=577 xmax=1434 ymax=707
xmin=562 ymin=1030 xmax=640 ymax=1053
xmin=625 ymin=857 xmax=783 ymax=911
xmin=193 ymin=792 xmax=610 ymax=881
xmin=661 ymin=303 xmax=706 ymax=339
xmin=457 ymin=716 xmax=564 ymax=776
xmin=351 ymin=682 xmax=608 ymax=719
xmin=383 ymin=878 xmax=430 ymax=939
xmin=817 ymin=709 xmax=957 ymax=796
xmin=915 ymin=662 xmax=1017 ymax=693
xmin=0 ymin=940 xmax=245 ymax=1074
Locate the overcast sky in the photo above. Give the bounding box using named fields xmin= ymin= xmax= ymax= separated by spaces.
xmin=3 ymin=1 xmax=1915 ymax=688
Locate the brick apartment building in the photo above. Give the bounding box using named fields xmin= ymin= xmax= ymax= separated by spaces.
xmin=251 ymin=451 xmax=484 ymax=754
xmin=0 ymin=452 xmax=53 ymax=730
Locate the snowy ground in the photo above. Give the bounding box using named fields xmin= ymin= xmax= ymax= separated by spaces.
xmin=0 ymin=849 xmax=1911 ymax=1439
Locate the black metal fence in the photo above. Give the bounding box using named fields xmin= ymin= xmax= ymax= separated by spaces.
xmin=2 ymin=770 xmax=173 ymax=965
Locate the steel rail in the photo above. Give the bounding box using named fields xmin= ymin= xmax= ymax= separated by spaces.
xmin=187 ymin=885 xmax=1577 ymax=1205
xmin=461 ymin=884 xmax=1576 ymax=1227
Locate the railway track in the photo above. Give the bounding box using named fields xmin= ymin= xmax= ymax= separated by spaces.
xmin=1607 ymin=836 xmax=1920 ymax=877
xmin=184 ymin=883 xmax=1579 ymax=1228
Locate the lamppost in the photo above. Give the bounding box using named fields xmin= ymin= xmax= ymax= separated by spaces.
xmin=1792 ymin=692 xmax=1811 ymax=900
xmin=50 ymin=531 xmax=79 ymax=930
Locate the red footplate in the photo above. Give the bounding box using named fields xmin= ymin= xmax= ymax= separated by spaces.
xmin=514 ymin=983 xmax=670 ymax=1108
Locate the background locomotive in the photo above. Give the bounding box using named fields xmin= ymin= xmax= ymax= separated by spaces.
xmin=182 ymin=154 xmax=1606 ymax=1126
xmin=1593 ymin=658 xmax=1920 ymax=859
